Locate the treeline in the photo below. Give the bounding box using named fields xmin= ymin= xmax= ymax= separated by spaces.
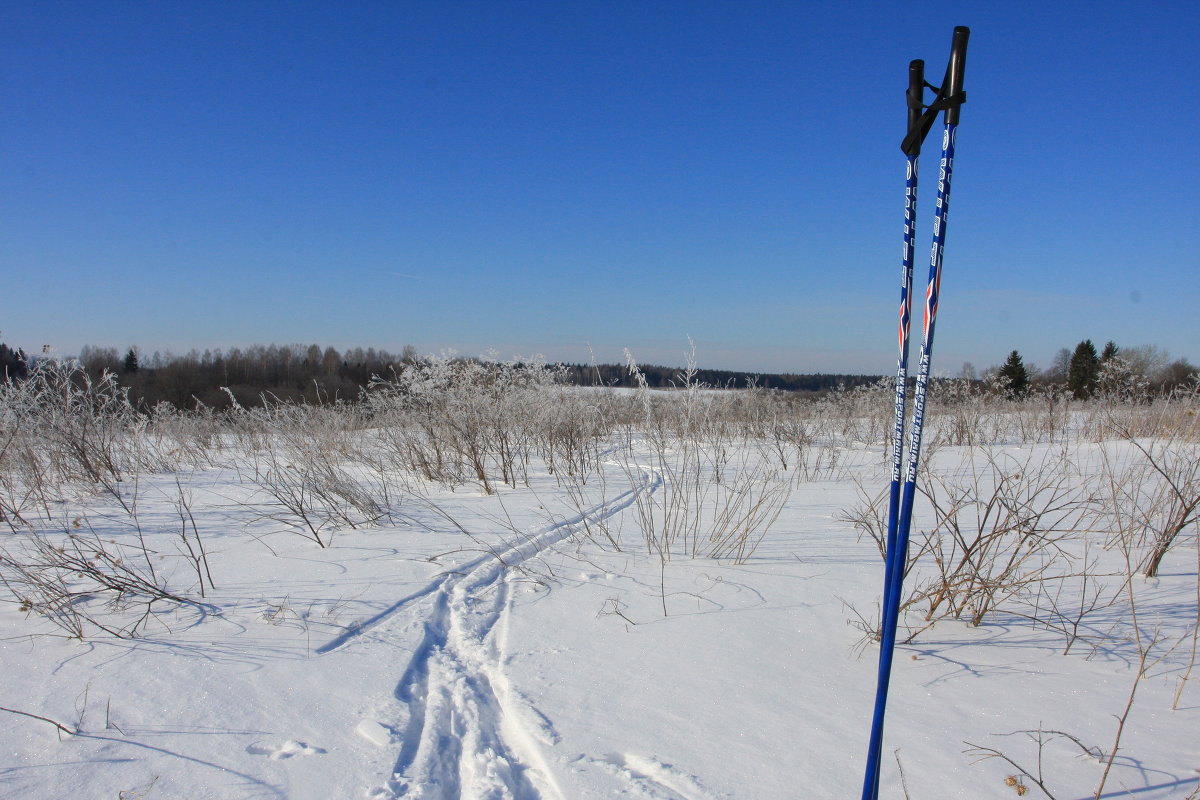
xmin=75 ymin=343 xmax=421 ymax=409
xmin=3 ymin=338 xmax=1194 ymax=411
xmin=1 ymin=341 xmax=884 ymax=410
xmin=560 ymin=363 xmax=881 ymax=393
xmin=992 ymin=340 xmax=1197 ymax=401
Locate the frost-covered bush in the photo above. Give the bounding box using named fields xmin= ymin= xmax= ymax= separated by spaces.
xmin=810 ymin=378 xmax=893 ymax=448
xmin=0 ymin=361 xmax=151 ymax=519
xmin=0 ymin=525 xmax=190 ymax=639
xmin=222 ymin=398 xmax=393 ymax=546
xmin=1099 ymin=387 xmax=1200 ymax=578
xmin=366 ymin=354 xmax=610 ymax=493
xmin=843 ymin=444 xmax=1097 ymax=641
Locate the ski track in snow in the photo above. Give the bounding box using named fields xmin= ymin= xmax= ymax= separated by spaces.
xmin=348 ymin=465 xmax=661 ymax=800
xmin=589 ymin=753 xmax=726 ymax=800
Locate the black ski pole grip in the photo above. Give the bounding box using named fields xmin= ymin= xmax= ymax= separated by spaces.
xmin=944 ymin=26 xmax=969 ymax=124
xmin=907 ymin=59 xmax=925 ymax=149
xmin=901 ymin=60 xmax=927 ymax=156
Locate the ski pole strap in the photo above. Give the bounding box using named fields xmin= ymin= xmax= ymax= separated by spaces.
xmin=902 ymin=90 xmax=966 ymax=156
xmin=901 ymin=26 xmax=969 ymax=156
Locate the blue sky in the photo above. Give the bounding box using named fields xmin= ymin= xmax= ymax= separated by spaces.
xmin=2 ymin=1 xmax=1197 ymax=374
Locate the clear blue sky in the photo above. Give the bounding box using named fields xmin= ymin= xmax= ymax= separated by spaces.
xmin=2 ymin=1 xmax=1197 ymax=374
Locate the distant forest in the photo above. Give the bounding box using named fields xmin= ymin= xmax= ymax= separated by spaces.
xmin=5 ymin=339 xmax=1194 ymax=411
xmin=0 ymin=342 xmax=883 ymax=410
xmin=557 ymin=363 xmax=880 ymax=393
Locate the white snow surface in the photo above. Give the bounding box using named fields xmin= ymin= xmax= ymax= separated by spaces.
xmin=1 ymin=440 xmax=1197 ymax=799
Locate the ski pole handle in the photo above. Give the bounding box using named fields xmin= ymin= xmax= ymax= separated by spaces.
xmin=907 ymin=59 xmax=925 ymax=146
xmin=944 ymin=26 xmax=969 ymax=124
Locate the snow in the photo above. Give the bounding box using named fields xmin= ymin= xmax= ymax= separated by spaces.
xmin=1 ymin=428 xmax=1198 ymax=799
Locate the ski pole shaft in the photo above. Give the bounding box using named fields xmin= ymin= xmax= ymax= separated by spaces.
xmin=862 ymin=121 xmax=958 ymax=800
xmin=880 ymin=56 xmax=925 ymax=629
xmin=878 ymin=56 xmax=924 ymax=654
xmin=866 ymin=146 xmax=920 ymax=800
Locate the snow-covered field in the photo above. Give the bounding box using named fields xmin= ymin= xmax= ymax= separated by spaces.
xmin=1 ymin=365 xmax=1197 ymax=799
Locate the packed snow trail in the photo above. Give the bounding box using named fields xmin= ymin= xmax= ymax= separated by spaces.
xmin=376 ymin=466 xmax=660 ymax=799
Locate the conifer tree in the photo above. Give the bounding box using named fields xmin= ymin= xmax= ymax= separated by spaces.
xmin=998 ymin=350 xmax=1030 ymax=399
xmin=0 ymin=343 xmax=29 ymax=380
xmin=1068 ymin=339 xmax=1100 ymax=399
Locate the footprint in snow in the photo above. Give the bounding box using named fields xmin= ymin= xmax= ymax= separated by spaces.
xmin=246 ymin=739 xmax=327 ymax=760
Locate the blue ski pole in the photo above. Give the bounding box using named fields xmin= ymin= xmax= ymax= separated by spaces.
xmin=862 ymin=26 xmax=969 ymax=800
xmin=878 ymin=57 xmax=925 ymax=675
xmin=861 ymin=65 xmax=925 ymax=800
